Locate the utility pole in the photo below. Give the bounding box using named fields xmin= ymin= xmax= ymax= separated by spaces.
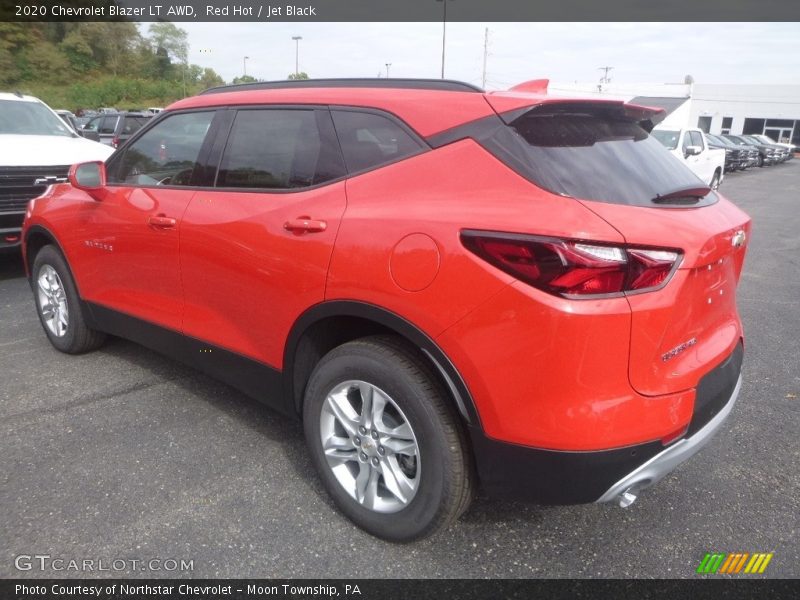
xmin=436 ymin=0 xmax=453 ymax=79
xmin=243 ymin=56 xmax=249 ymax=77
xmin=598 ymin=66 xmax=613 ymax=84
xmin=385 ymin=63 xmax=392 ymax=78
xmin=481 ymin=27 xmax=489 ymax=89
xmin=292 ymin=36 xmax=302 ymax=76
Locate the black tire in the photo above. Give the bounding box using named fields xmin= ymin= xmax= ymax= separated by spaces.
xmin=758 ymin=154 xmax=765 ymax=167
xmin=31 ymin=245 xmax=106 ymax=354
xmin=710 ymin=170 xmax=721 ymax=190
xmin=303 ymin=335 xmax=474 ymax=542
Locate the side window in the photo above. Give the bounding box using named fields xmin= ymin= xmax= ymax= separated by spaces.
xmin=122 ymin=116 xmax=148 ymax=135
xmin=689 ymin=131 xmax=704 ymax=149
xmin=217 ymin=109 xmax=345 ymax=189
xmin=331 ymin=110 xmax=424 ymax=173
xmin=99 ymin=116 xmax=118 ymax=134
xmin=84 ymin=116 xmax=102 ymax=132
xmin=110 ymin=111 xmax=214 ymax=186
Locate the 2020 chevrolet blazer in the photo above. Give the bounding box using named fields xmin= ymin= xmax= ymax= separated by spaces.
xmin=22 ymin=78 xmax=750 ymax=541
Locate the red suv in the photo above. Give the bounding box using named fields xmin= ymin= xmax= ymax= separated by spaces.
xmin=22 ymin=79 xmax=749 ymax=541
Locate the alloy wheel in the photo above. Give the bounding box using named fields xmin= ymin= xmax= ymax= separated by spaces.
xmin=37 ymin=265 xmax=69 ymax=337
xmin=319 ymin=380 xmax=420 ymax=513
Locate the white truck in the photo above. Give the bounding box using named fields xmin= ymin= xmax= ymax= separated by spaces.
xmin=651 ymin=127 xmax=725 ymax=190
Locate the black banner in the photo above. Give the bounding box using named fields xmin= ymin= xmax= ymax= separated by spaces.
xmin=2 ymin=0 xmax=800 ymax=22
xmin=2 ymin=579 xmax=800 ymax=600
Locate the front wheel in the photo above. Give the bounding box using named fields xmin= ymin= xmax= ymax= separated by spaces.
xmin=303 ymin=336 xmax=474 ymax=542
xmin=31 ymin=245 xmax=106 ymax=354
xmin=710 ymin=170 xmax=721 ymax=190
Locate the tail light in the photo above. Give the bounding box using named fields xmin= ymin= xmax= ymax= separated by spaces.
xmin=112 ymin=136 xmax=119 ymax=148
xmin=461 ymin=230 xmax=681 ymax=298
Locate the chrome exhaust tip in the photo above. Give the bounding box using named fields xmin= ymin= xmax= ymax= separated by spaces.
xmin=618 ymin=489 xmax=638 ymax=508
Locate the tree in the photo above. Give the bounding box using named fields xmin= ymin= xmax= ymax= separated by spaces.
xmin=287 ymin=72 xmax=309 ymax=80
xmin=232 ymin=75 xmax=257 ymax=84
xmin=198 ymin=68 xmax=225 ymax=90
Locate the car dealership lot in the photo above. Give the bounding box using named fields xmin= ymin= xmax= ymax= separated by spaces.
xmin=1 ymin=162 xmax=798 ymax=578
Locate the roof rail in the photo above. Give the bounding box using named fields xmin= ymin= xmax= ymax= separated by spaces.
xmin=199 ymin=78 xmax=484 ymax=95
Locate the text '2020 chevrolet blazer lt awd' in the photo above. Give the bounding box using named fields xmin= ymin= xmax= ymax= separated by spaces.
xmin=22 ymin=78 xmax=750 ymax=541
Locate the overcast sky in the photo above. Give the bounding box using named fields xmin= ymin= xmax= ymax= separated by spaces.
xmin=173 ymin=22 xmax=800 ymax=88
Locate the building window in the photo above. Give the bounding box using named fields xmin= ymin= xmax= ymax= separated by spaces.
xmin=721 ymin=117 xmax=733 ymax=134
xmin=697 ymin=116 xmax=711 ymax=133
xmin=765 ymin=119 xmax=794 ymax=129
xmin=743 ymin=118 xmax=766 ymax=135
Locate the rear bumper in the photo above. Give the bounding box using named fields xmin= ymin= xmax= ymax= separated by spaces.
xmin=596 ymin=373 xmax=741 ymax=505
xmin=472 ymin=343 xmax=743 ymax=504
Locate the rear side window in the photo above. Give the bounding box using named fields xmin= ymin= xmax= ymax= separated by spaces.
xmin=111 ymin=111 xmax=214 ymax=186
xmin=122 ymin=116 xmax=148 ymax=135
xmin=484 ymin=105 xmax=714 ymax=207
xmin=99 ymin=116 xmax=117 ymax=134
xmin=331 ymin=110 xmax=424 ymax=173
xmin=217 ymin=109 xmax=345 ymax=189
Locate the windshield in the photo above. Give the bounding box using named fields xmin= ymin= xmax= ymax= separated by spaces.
xmin=752 ymin=134 xmax=775 ymax=144
xmin=0 ymin=100 xmax=75 ymax=137
xmin=487 ymin=106 xmax=712 ymax=207
xmin=651 ymin=129 xmax=680 ymax=150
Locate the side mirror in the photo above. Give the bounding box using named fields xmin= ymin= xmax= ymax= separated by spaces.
xmin=684 ymin=145 xmax=702 ymax=157
xmin=69 ymin=161 xmax=106 ymax=200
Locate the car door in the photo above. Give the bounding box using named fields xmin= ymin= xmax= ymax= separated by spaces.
xmin=690 ymin=130 xmax=713 ymax=183
xmin=179 ymin=107 xmax=348 ymax=369
xmin=75 ymin=110 xmax=217 ymax=331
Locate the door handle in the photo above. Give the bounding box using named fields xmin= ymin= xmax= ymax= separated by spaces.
xmin=284 ymin=216 xmax=327 ymax=233
xmin=148 ymin=215 xmax=177 ymax=229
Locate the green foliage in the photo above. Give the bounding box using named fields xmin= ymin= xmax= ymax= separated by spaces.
xmin=287 ymin=72 xmax=310 ymax=80
xmin=232 ymin=75 xmax=258 ymax=84
xmin=1 ymin=22 xmax=225 ymax=111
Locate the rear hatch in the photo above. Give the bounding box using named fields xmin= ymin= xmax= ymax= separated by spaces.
xmin=479 ymin=96 xmax=751 ymax=395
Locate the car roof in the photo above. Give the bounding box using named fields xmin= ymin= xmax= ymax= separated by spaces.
xmin=0 ymin=92 xmax=41 ymax=103
xmin=169 ymin=78 xmax=665 ymax=138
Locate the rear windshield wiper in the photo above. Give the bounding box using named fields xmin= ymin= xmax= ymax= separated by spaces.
xmin=651 ymin=185 xmax=711 ymax=205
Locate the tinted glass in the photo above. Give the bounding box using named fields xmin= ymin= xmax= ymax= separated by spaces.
xmin=83 ymin=116 xmax=102 ymax=132
xmin=217 ymin=109 xmax=344 ymax=189
xmin=491 ymin=106 xmax=710 ymax=207
xmin=331 ymin=110 xmax=423 ymax=173
xmin=0 ymin=100 xmax=74 ymax=137
xmin=99 ymin=116 xmax=118 ymax=134
xmin=112 ymin=111 xmax=214 ymax=186
xmin=121 ymin=116 xmax=149 ymax=135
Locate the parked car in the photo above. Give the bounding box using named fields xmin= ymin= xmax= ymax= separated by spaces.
xmin=81 ymin=112 xmax=152 ymax=148
xmin=723 ymin=134 xmax=779 ymax=167
xmin=741 ymin=135 xmax=790 ymax=162
xmin=21 ymin=79 xmax=750 ymax=541
xmin=651 ymin=127 xmax=725 ymax=189
xmin=749 ymin=134 xmax=795 ymax=159
xmin=704 ymin=133 xmax=746 ymax=172
xmin=0 ymin=92 xmax=113 ymax=250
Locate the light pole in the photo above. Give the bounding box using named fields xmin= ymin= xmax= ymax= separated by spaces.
xmin=292 ymin=36 xmax=303 ymax=76
xmin=243 ymin=56 xmax=249 ymax=77
xmin=435 ymin=0 xmax=454 ymax=79
xmin=385 ymin=63 xmax=392 ymax=78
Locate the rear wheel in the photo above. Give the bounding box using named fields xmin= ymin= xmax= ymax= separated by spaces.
xmin=303 ymin=336 xmax=474 ymax=541
xmin=32 ymin=245 xmax=106 ymax=354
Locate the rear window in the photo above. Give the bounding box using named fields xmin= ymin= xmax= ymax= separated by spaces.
xmin=484 ymin=105 xmax=715 ymax=207
xmin=652 ymin=129 xmax=679 ymax=150
xmin=122 ymin=116 xmax=149 ymax=134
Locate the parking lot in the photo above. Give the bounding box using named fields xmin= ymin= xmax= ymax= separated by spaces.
xmin=1 ymin=161 xmax=798 ymax=579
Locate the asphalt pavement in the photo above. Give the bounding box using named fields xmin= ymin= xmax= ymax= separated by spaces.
xmin=1 ymin=161 xmax=798 ymax=578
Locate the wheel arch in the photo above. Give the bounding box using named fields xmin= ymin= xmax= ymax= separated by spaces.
xmin=24 ymin=225 xmax=68 ymax=280
xmin=283 ymin=301 xmax=482 ymax=429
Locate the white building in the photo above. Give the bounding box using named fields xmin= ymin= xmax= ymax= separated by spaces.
xmin=547 ymin=81 xmax=800 ymax=146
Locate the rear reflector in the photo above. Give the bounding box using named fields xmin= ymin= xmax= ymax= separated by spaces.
xmin=461 ymin=230 xmax=681 ymax=298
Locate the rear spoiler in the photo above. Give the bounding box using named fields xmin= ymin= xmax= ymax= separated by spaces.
xmin=486 ymin=81 xmax=667 ymax=133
